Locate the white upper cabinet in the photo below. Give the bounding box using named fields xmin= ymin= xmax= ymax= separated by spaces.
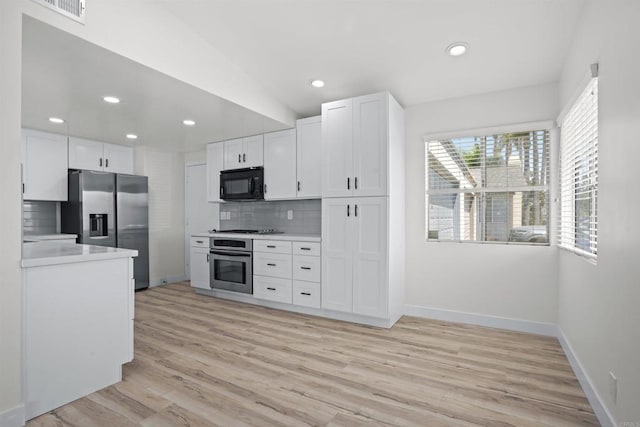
xmin=322 ymin=99 xmax=353 ymax=198
xmin=296 ymin=116 xmax=322 ymax=199
xmin=223 ymin=135 xmax=263 ymax=170
xmin=68 ymin=137 xmax=134 ymax=174
xmin=264 ymin=129 xmax=297 ymax=200
xmin=322 ymin=92 xmax=389 ymax=198
xmin=206 ymin=142 xmax=224 ymax=202
xmin=22 ymin=129 xmax=68 ymax=201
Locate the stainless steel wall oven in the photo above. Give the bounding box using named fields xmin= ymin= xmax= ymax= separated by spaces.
xmin=209 ymin=237 xmax=253 ymax=294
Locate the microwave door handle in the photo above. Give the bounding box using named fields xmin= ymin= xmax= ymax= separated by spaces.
xmin=249 ymin=178 xmax=254 ymax=195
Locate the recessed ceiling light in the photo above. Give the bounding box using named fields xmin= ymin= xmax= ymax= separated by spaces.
xmin=446 ymin=42 xmax=469 ymax=57
xmin=183 ymin=119 xmax=196 ymax=126
xmin=103 ymin=96 xmax=120 ymax=104
xmin=49 ymin=117 xmax=65 ymax=124
xmin=126 ymin=134 xmax=138 ymax=140
xmin=310 ymin=79 xmax=325 ymax=88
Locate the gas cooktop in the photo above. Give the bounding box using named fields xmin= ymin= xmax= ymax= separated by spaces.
xmin=208 ymin=229 xmax=283 ymax=235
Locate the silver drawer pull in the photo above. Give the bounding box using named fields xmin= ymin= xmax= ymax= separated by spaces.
xmin=267 ymin=263 xmax=277 ymax=267
xmin=300 ymin=267 xmax=311 ymax=270
xmin=300 ymin=292 xmax=311 ymax=296
xmin=300 ymin=247 xmax=311 ymax=251
xmin=267 ymin=245 xmax=276 ymax=248
xmin=196 ymin=240 xmax=203 ymax=244
xmin=267 ymin=287 xmax=276 ymax=291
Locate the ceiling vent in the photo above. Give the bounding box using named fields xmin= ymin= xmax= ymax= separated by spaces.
xmin=33 ymin=0 xmax=86 ymax=23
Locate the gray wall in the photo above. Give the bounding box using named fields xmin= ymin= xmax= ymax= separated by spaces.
xmin=220 ymin=199 xmax=321 ymax=234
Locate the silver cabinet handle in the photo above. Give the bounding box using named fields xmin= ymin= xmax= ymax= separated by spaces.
xmin=300 ymin=292 xmax=311 ymax=296
xmin=347 ymin=177 xmax=350 ymax=190
xmin=267 ymin=245 xmax=276 ymax=248
xmin=347 ymin=204 xmax=350 ymax=217
xmin=99 ymin=158 xmax=103 ymax=167
xmin=105 ymin=158 xmax=109 ymax=168
xmin=267 ymin=287 xmax=276 ymax=291
xmin=238 ymin=154 xmax=241 ymax=163
xmin=300 ymin=247 xmax=311 ymax=251
xmin=297 ymin=181 xmax=301 ymax=192
xmin=301 ymin=266 xmax=311 ymax=270
xmin=196 ymin=240 xmax=203 ymax=244
xmin=264 ymin=184 xmax=267 ymax=193
xmin=355 ymin=204 xmax=358 ymax=217
xmin=355 ymin=177 xmax=358 ymax=189
xmin=267 ymin=263 xmax=276 ymax=267
xmin=243 ymin=153 xmax=246 ymax=162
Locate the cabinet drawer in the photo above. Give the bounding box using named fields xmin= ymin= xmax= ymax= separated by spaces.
xmin=191 ymin=237 xmax=209 ymax=248
xmin=254 ymin=240 xmax=292 ymax=254
xmin=292 ymin=255 xmax=321 ymax=282
xmin=293 ymin=281 xmax=321 ymax=308
xmin=253 ymin=252 xmax=292 ymax=279
xmin=254 ymin=276 xmax=292 ymax=304
xmin=292 ymin=241 xmax=320 ymax=256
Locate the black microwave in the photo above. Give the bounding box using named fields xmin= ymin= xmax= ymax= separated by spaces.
xmin=220 ymin=167 xmax=264 ymax=201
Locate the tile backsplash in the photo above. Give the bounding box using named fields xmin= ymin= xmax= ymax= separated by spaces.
xmin=220 ymin=199 xmax=321 ymax=234
xmin=23 ymin=201 xmax=59 ymax=235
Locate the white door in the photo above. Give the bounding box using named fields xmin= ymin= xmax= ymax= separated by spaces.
xmin=206 ymin=142 xmax=224 ymax=202
xmin=353 ymin=93 xmax=388 ymax=197
xmin=103 ymin=143 xmax=134 ymax=174
xmin=352 ymin=197 xmax=388 ymax=318
xmin=296 ymin=116 xmax=322 ymax=198
xmin=190 ymin=247 xmax=210 ymax=289
xmin=68 ymin=137 xmax=104 ymax=171
xmin=322 ymin=99 xmax=353 ymax=198
xmin=223 ymin=138 xmax=243 ymax=170
xmin=243 ymin=134 xmax=264 ymax=167
xmin=264 ymin=129 xmax=296 ymax=200
xmin=321 ymin=198 xmax=353 ymax=312
xmin=22 ymin=129 xmax=68 ymax=201
xmin=185 ymin=163 xmax=218 ymax=279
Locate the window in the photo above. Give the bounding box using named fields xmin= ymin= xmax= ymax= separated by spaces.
xmin=425 ymin=129 xmax=550 ymax=244
xmin=558 ymin=75 xmax=598 ymax=259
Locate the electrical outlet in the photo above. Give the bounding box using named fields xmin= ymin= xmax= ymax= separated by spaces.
xmin=287 ymin=210 xmax=293 ymax=220
xmin=609 ymin=371 xmax=617 ymax=404
xmin=161 ymin=279 xmax=168 ymax=285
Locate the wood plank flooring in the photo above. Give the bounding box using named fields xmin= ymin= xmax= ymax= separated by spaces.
xmin=28 ymin=282 xmax=599 ymax=426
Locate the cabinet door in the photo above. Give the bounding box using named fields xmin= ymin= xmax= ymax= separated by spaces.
xmin=296 ymin=116 xmax=322 ymax=198
xmin=103 ymin=143 xmax=134 ymax=174
xmin=264 ymin=129 xmax=296 ymax=200
xmin=68 ymin=137 xmax=104 ymax=171
xmin=22 ymin=129 xmax=68 ymax=201
xmin=223 ymin=138 xmax=243 ymax=170
xmin=243 ymin=134 xmax=264 ymax=167
xmin=190 ymin=247 xmax=210 ymax=290
xmin=322 ymin=99 xmax=353 ymax=198
xmin=353 ymin=93 xmax=388 ymax=197
xmin=206 ymin=142 xmax=224 ymax=202
xmin=352 ymin=197 xmax=388 ymax=318
xmin=321 ymin=198 xmax=353 ymax=312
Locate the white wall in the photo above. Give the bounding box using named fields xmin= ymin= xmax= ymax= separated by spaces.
xmin=135 ymin=147 xmax=186 ymax=285
xmin=557 ymin=0 xmax=640 ymax=424
xmin=405 ymin=82 xmax=560 ymax=324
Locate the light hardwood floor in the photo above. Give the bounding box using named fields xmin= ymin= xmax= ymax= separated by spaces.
xmin=28 ymin=282 xmax=598 ymax=426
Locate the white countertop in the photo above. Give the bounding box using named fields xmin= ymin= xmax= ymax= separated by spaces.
xmin=22 ymin=241 xmax=138 ymax=268
xmin=23 ymin=234 xmax=78 ymax=242
xmin=192 ymin=232 xmax=321 ymax=242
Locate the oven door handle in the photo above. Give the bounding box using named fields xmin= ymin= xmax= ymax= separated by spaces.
xmin=210 ymin=250 xmax=251 ymax=258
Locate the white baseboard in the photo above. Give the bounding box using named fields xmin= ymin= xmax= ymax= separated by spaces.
xmin=149 ymin=275 xmax=187 ymax=287
xmin=0 ymin=404 xmax=24 ymax=427
xmin=403 ymin=304 xmax=557 ymax=336
xmin=557 ymin=328 xmax=617 ymax=427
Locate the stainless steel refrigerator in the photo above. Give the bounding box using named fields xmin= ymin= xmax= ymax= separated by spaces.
xmin=62 ymin=170 xmax=150 ymax=290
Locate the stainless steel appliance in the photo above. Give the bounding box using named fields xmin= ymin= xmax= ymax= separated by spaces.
xmin=62 ymin=170 xmax=150 ymax=290
xmin=219 ymin=167 xmax=264 ymax=201
xmin=209 ymin=237 xmax=253 ymax=294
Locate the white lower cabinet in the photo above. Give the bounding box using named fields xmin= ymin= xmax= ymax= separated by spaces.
xmin=254 ymin=276 xmax=292 ymax=304
xmin=254 ymin=252 xmax=292 ymax=279
xmin=293 ymin=280 xmax=321 ymax=309
xmin=190 ymin=237 xmax=210 ymax=290
xmin=322 ymin=197 xmax=388 ymax=318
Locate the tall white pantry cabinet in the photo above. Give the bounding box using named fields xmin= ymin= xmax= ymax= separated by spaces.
xmin=321 ymin=92 xmax=405 ymax=327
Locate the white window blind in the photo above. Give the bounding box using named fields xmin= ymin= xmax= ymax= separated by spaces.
xmin=425 ymin=129 xmax=550 ymax=244
xmin=32 ymin=0 xmax=85 ymax=23
xmin=558 ymin=76 xmax=598 ymax=259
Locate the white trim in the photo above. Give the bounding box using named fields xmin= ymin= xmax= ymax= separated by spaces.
xmin=0 ymin=404 xmax=24 ymax=427
xmin=557 ymin=64 xmax=599 ymax=126
xmin=422 ymin=120 xmax=555 ymax=142
xmin=150 ymin=275 xmax=187 ymax=287
xmin=403 ymin=304 xmax=557 ymax=336
xmin=557 ymin=328 xmax=616 ymax=427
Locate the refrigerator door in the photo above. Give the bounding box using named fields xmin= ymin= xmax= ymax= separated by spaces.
xmin=80 ymin=171 xmax=116 ymax=247
xmin=116 ymin=174 xmax=149 ymax=290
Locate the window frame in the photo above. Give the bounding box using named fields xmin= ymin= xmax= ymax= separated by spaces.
xmin=423 ymin=121 xmax=555 ymax=246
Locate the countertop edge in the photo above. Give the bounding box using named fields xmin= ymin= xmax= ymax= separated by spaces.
xmin=22 ymin=245 xmax=138 ymax=268
xmin=192 ymin=232 xmax=321 ymax=242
